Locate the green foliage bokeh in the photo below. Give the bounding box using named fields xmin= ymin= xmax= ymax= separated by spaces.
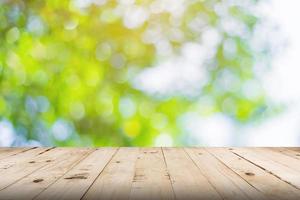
xmin=0 ymin=0 xmax=273 ymax=146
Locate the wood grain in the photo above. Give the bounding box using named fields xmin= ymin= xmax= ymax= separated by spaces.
xmin=35 ymin=148 xmax=117 ymax=200
xmin=208 ymin=148 xmax=300 ymax=200
xmin=0 ymin=147 xmax=299 ymax=200
xmin=163 ymin=147 xmax=222 ymax=200
xmin=129 ymin=148 xmax=174 ymax=200
xmin=0 ymin=148 xmax=92 ymax=200
xmin=82 ymin=147 xmax=139 ymax=200
xmin=0 ymin=148 xmax=32 ymax=160
xmin=185 ymin=148 xmax=268 ymax=200
xmin=230 ymin=147 xmax=300 ymax=189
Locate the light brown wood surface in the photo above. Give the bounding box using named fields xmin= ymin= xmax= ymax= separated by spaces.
xmin=0 ymin=147 xmax=300 ymax=199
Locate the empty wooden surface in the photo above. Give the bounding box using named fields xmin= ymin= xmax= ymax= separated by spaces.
xmin=0 ymin=148 xmax=300 ymax=200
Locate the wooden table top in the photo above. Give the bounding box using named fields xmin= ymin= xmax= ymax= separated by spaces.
xmin=0 ymin=147 xmax=300 ymax=200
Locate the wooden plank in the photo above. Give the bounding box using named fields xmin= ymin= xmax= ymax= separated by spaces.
xmin=0 ymin=147 xmax=52 ymax=174
xmin=0 ymin=148 xmax=31 ymax=160
xmin=162 ymin=147 xmax=222 ymax=200
xmin=0 ymin=147 xmax=299 ymax=200
xmin=129 ymin=147 xmax=175 ymax=200
xmin=254 ymin=148 xmax=300 ymax=173
xmin=288 ymin=147 xmax=300 ymax=152
xmin=0 ymin=148 xmax=69 ymax=190
xmin=0 ymin=147 xmax=11 ymax=152
xmin=230 ymin=147 xmax=300 ymax=189
xmin=82 ymin=147 xmax=139 ymax=200
xmin=0 ymin=148 xmax=92 ymax=200
xmin=273 ymin=148 xmax=300 ymax=160
xmin=208 ymin=148 xmax=300 ymax=200
xmin=35 ymin=148 xmax=117 ymax=200
xmin=185 ymin=148 xmax=268 ymax=200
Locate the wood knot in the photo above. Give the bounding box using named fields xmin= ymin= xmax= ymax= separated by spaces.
xmin=116 ymin=161 xmax=121 ymax=163
xmin=33 ymin=178 xmax=44 ymax=183
xmin=296 ymin=154 xmax=300 ymax=157
xmin=46 ymin=160 xmax=52 ymax=162
xmin=64 ymin=173 xmax=88 ymax=180
xmin=245 ymin=172 xmax=255 ymax=176
xmin=29 ymin=161 xmax=35 ymax=163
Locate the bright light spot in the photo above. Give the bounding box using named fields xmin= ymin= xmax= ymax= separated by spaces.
xmin=25 ymin=96 xmax=39 ymax=116
xmin=142 ymin=26 xmax=162 ymax=44
xmin=69 ymin=102 xmax=85 ymax=120
xmin=133 ymin=43 xmax=207 ymax=97
xmin=154 ymin=39 xmax=172 ymax=56
xmin=6 ymin=27 xmax=20 ymax=43
xmin=123 ymin=120 xmax=140 ymax=137
xmin=27 ymin=140 xmax=42 ymax=147
xmin=242 ymin=105 xmax=300 ymax=146
xmin=6 ymin=51 xmax=22 ymax=69
xmin=119 ymin=97 xmax=136 ymax=118
xmin=27 ymin=16 xmax=44 ymax=36
xmin=96 ymin=42 xmax=112 ymax=61
xmin=223 ymin=38 xmax=237 ymax=60
xmin=215 ymin=69 xmax=241 ymax=93
xmin=123 ymin=6 xmax=148 ymax=29
xmin=219 ymin=16 xmax=248 ymax=38
xmin=36 ymin=96 xmax=50 ymax=113
xmin=0 ymin=119 xmax=16 ymax=147
xmin=118 ymin=0 xmax=135 ymax=5
xmin=201 ymin=28 xmax=222 ymax=60
xmin=64 ymin=20 xmax=78 ymax=30
xmin=100 ymin=9 xmax=119 ymax=24
xmin=149 ymin=1 xmax=164 ymax=14
xmin=180 ymin=113 xmax=234 ymax=146
xmin=94 ymin=0 xmax=107 ymax=6
xmin=154 ymin=133 xmax=173 ymax=147
xmin=238 ymin=0 xmax=300 ymax=146
xmin=31 ymin=42 xmax=46 ymax=60
xmin=197 ymin=96 xmax=216 ymax=115
xmin=188 ymin=13 xmax=208 ymax=33
xmin=72 ymin=0 xmax=94 ymax=9
xmin=51 ymin=119 xmax=73 ymax=141
xmin=242 ymin=80 xmax=262 ymax=100
xmin=149 ymin=0 xmax=185 ymax=16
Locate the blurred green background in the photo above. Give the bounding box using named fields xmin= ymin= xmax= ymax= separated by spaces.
xmin=0 ymin=0 xmax=279 ymax=147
